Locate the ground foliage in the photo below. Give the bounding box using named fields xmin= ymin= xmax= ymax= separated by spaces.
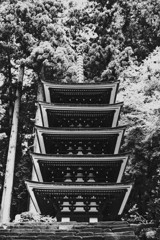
xmin=14 ymin=211 xmax=56 ymax=223
xmin=0 ymin=0 xmax=160 ymax=223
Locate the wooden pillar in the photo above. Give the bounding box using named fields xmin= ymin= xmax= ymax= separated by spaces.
xmin=0 ymin=65 xmax=24 ymax=223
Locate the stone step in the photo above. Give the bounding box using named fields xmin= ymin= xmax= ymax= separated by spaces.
xmin=0 ymin=233 xmax=137 ymax=240
xmin=109 ymin=227 xmax=134 ymax=232
xmin=0 ymin=222 xmax=138 ymax=240
xmin=0 ymin=229 xmax=126 ymax=235
xmin=0 ymin=235 xmax=137 ymax=240
xmin=0 ymin=236 xmax=61 ymax=240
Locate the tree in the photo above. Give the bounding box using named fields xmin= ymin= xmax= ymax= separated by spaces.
xmin=118 ymin=47 xmax=160 ymax=222
xmin=0 ymin=65 xmax=24 ymax=223
xmin=120 ymin=0 xmax=160 ymax=61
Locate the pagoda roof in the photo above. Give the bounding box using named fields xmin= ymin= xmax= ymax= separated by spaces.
xmin=35 ymin=125 xmax=126 ymax=155
xmin=37 ymin=101 xmax=123 ymax=128
xmin=31 ymin=153 xmax=128 ymax=183
xmin=25 ymin=181 xmax=132 ymax=222
xmin=35 ymin=125 xmax=126 ymax=134
xmin=42 ymin=80 xmax=119 ymax=104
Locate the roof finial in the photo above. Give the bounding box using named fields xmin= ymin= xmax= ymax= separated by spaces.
xmin=77 ymin=45 xmax=84 ymax=83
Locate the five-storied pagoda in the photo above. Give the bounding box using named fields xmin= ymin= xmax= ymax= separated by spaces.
xmin=25 ymin=51 xmax=133 ymax=223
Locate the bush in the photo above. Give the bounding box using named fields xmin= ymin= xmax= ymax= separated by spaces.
xmin=14 ymin=211 xmax=57 ymax=223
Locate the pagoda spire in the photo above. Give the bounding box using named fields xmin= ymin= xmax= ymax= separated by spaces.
xmin=77 ymin=45 xmax=84 ymax=83
xmin=77 ymin=53 xmax=84 ymax=83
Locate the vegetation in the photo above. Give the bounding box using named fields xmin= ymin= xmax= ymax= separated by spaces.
xmin=14 ymin=211 xmax=56 ymax=223
xmin=0 ymin=0 xmax=160 ymax=227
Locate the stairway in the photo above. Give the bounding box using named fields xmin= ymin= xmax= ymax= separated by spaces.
xmin=0 ymin=221 xmax=137 ymax=239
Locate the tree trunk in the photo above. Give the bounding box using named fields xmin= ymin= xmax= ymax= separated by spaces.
xmin=0 ymin=65 xmax=24 ymax=224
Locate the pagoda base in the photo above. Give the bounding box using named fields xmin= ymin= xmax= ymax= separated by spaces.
xmin=25 ymin=181 xmax=132 ymax=222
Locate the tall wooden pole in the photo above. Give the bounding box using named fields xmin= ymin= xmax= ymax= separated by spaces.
xmin=0 ymin=65 xmax=24 ymax=224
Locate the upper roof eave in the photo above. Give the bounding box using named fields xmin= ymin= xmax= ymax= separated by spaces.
xmin=41 ymin=80 xmax=120 ymax=89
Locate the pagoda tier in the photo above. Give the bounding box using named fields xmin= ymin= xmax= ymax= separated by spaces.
xmin=35 ymin=125 xmax=125 ymax=155
xmin=37 ymin=101 xmax=123 ymax=128
xmin=25 ymin=181 xmax=132 ymax=222
xmin=31 ymin=153 xmax=128 ymax=183
xmin=42 ymin=80 xmax=119 ymax=104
